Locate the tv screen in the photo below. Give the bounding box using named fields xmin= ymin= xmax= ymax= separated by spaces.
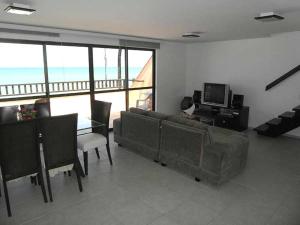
xmin=203 ymin=83 xmax=229 ymax=107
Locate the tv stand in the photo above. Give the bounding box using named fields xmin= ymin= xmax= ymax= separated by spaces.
xmin=193 ymin=104 xmax=249 ymax=131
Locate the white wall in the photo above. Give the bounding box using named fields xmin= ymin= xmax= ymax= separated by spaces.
xmin=185 ymin=31 xmax=300 ymax=136
xmin=156 ymin=42 xmax=186 ymax=114
xmin=0 ymin=24 xmax=186 ymax=115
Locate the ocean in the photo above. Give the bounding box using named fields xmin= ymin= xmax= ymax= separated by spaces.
xmin=0 ymin=67 xmax=142 ymax=84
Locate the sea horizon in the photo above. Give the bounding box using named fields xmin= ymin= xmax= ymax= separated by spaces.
xmin=0 ymin=67 xmax=142 ymax=84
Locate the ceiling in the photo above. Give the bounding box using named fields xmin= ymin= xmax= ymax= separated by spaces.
xmin=0 ymin=0 xmax=300 ymax=42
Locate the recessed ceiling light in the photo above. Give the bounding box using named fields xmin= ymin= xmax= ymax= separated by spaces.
xmin=4 ymin=3 xmax=36 ymax=15
xmin=255 ymin=12 xmax=284 ymax=22
xmin=182 ymin=32 xmax=202 ymax=38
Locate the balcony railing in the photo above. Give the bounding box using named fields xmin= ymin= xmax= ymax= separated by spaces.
xmin=0 ymin=79 xmax=138 ymax=97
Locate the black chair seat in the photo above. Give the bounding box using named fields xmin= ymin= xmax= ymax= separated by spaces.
xmin=77 ymin=100 xmax=112 ymax=175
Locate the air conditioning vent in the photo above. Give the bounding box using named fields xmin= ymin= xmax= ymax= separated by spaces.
xmin=0 ymin=28 xmax=60 ymax=37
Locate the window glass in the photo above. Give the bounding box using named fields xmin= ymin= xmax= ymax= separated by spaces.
xmin=0 ymin=43 xmax=45 ymax=99
xmin=95 ymin=91 xmax=126 ymax=128
xmin=46 ymin=45 xmax=89 ymax=95
xmin=128 ymin=88 xmax=153 ymax=111
xmin=93 ymin=48 xmax=125 ymax=91
xmin=128 ymin=50 xmax=153 ymax=88
xmin=50 ymin=94 xmax=91 ymax=118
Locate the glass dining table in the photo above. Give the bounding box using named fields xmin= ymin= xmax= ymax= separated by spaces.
xmin=0 ymin=113 xmax=105 ymax=178
xmin=77 ymin=117 xmax=105 ymax=136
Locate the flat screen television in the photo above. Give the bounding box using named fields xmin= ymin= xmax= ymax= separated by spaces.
xmin=202 ymin=83 xmax=230 ymax=108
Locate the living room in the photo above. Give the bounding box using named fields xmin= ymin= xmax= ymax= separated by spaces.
xmin=0 ymin=1 xmax=299 ymax=225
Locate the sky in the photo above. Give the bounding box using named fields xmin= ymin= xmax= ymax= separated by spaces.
xmin=0 ymin=43 xmax=152 ymax=68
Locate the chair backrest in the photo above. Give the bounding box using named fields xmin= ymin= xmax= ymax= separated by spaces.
xmin=20 ymin=104 xmax=35 ymax=111
xmin=39 ymin=114 xmax=78 ymax=170
xmin=0 ymin=106 xmax=18 ymax=124
xmin=91 ymin=100 xmax=111 ymax=136
xmin=0 ymin=120 xmax=40 ymax=181
xmin=35 ymin=102 xmax=51 ymax=118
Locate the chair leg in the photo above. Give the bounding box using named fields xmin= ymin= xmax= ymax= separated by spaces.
xmin=38 ymin=173 xmax=48 ymax=203
xmin=74 ymin=166 xmax=83 ymax=192
xmin=31 ymin=176 xmax=37 ymax=186
xmin=45 ymin=170 xmax=53 ymax=202
xmin=37 ymin=175 xmax=41 ymax=186
xmin=2 ymin=180 xmax=12 ymax=217
xmin=106 ymin=137 xmax=113 ymax=165
xmin=95 ymin=147 xmax=100 ymax=159
xmin=76 ymin=158 xmax=85 ymax=178
xmin=30 ymin=176 xmax=35 ymax=184
xmin=83 ymin=151 xmax=88 ymax=175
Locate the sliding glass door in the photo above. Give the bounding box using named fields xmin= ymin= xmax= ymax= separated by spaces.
xmin=46 ymin=45 xmax=91 ymax=117
xmin=92 ymin=47 xmax=155 ymax=127
xmin=128 ymin=49 xmax=154 ymax=111
xmin=93 ymin=47 xmax=126 ymax=127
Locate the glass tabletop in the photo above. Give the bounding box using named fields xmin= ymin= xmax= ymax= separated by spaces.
xmin=77 ymin=117 xmax=105 ymax=131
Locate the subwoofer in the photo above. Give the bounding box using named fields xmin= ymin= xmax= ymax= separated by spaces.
xmin=232 ymin=94 xmax=244 ymax=109
xmin=181 ymin=97 xmax=193 ymax=110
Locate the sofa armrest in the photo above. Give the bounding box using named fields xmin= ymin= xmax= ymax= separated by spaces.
xmin=113 ymin=118 xmax=121 ymax=137
xmin=202 ymin=134 xmax=249 ymax=175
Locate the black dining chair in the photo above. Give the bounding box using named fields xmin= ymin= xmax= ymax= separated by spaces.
xmin=77 ymin=100 xmax=112 ymax=175
xmin=39 ymin=114 xmax=83 ymax=202
xmin=35 ymin=102 xmax=51 ymax=118
xmin=20 ymin=102 xmax=51 ymax=118
xmin=0 ymin=120 xmax=48 ymax=217
xmin=0 ymin=106 xmax=18 ymax=124
xmin=20 ymin=104 xmax=35 ymax=111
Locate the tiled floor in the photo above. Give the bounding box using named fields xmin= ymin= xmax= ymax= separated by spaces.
xmin=0 ymin=131 xmax=299 ymax=225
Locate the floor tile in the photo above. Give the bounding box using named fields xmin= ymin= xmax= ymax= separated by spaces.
xmin=0 ymin=131 xmax=299 ymax=225
xmin=166 ymin=200 xmax=217 ymax=225
xmin=110 ymin=200 xmax=162 ymax=225
xmin=149 ymin=216 xmax=181 ymax=225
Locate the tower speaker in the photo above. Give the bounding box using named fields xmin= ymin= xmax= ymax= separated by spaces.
xmin=232 ymin=94 xmax=244 ymax=109
xmin=193 ymin=90 xmax=202 ymax=104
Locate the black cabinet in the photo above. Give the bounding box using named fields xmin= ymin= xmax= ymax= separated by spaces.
xmin=215 ymin=107 xmax=249 ymax=131
xmin=193 ymin=105 xmax=249 ymax=132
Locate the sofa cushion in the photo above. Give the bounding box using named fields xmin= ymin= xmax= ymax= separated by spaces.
xmin=146 ymin=111 xmax=168 ymax=120
xmin=121 ymin=111 xmax=161 ymax=149
xmin=129 ymin=107 xmax=148 ymax=115
xmin=160 ymin=120 xmax=205 ymax=166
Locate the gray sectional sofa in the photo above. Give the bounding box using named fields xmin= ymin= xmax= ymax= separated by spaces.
xmin=113 ymin=108 xmax=249 ymax=185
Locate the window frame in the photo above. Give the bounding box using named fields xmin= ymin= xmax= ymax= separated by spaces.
xmin=0 ymin=38 xmax=156 ymax=111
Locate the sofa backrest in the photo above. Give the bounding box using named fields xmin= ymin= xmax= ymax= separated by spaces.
xmin=129 ymin=107 xmax=169 ymax=120
xmin=129 ymin=107 xmax=148 ymax=115
xmin=160 ymin=120 xmax=206 ymax=166
xmin=167 ymin=115 xmax=213 ymax=144
xmin=121 ymin=111 xmax=161 ymax=149
xmin=167 ymin=115 xmax=209 ymax=129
